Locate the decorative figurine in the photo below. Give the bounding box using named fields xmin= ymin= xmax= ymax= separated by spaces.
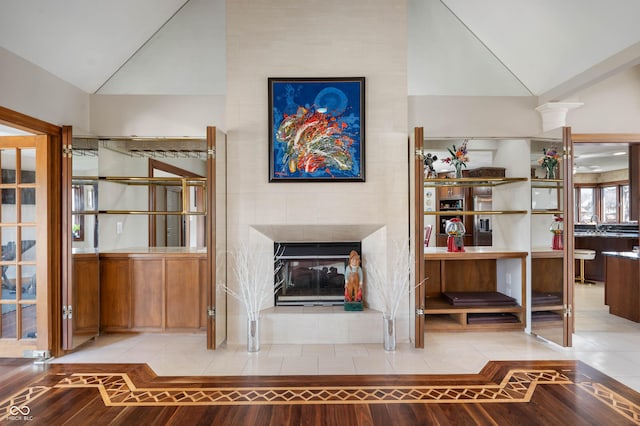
xmin=424 ymin=153 xmax=438 ymax=179
xmin=344 ymin=250 xmax=363 ymax=311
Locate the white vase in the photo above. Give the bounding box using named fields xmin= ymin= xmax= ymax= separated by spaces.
xmin=383 ymin=315 xmax=396 ymax=351
xmin=247 ymin=317 xmax=260 ymax=353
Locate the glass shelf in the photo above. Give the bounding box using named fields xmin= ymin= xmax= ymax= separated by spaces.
xmin=424 ymin=177 xmax=528 ymax=187
xmin=531 ymin=178 xmax=563 ymax=189
xmin=72 ymin=176 xmax=206 ymax=186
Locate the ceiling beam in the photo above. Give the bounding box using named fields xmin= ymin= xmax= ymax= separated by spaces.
xmin=539 ymin=40 xmax=640 ymax=104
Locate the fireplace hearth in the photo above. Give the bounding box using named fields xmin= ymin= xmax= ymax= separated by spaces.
xmin=275 ymin=242 xmax=361 ymax=306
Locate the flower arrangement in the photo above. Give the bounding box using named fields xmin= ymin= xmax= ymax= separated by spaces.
xmin=442 ymin=140 xmax=469 ymax=177
xmin=538 ymin=148 xmax=560 ymax=179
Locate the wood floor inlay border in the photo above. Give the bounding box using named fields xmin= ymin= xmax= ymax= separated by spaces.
xmin=578 ymin=382 xmax=640 ymax=423
xmin=52 ymin=369 xmax=572 ymax=406
xmin=1 ymin=360 xmax=639 ymax=424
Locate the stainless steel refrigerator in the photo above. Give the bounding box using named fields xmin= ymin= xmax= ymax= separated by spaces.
xmin=473 ymin=195 xmax=492 ymax=246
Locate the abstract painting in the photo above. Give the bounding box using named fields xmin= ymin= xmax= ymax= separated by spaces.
xmin=268 ymin=77 xmax=365 ymax=182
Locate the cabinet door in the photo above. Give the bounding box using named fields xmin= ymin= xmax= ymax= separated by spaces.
xmin=131 ymin=259 xmax=163 ymax=329
xmin=72 ymin=255 xmax=100 ymax=338
xmin=100 ymin=258 xmax=131 ymax=330
xmin=438 ymin=185 xmax=464 ymax=200
xmin=166 ymin=258 xmax=201 ymax=329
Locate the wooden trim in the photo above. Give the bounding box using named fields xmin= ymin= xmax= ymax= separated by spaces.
xmin=0 ymin=106 xmax=63 ymax=356
xmin=571 ymin=133 xmax=640 ymax=143
xmin=0 ymin=105 xmax=60 ymax=135
xmin=206 ymin=126 xmax=216 ymax=349
xmin=631 ymin=144 xmax=640 ymax=221
xmin=413 ymin=127 xmax=425 ymax=348
xmin=564 ymin=127 xmax=575 ymax=345
xmin=61 ymin=126 xmax=73 ymax=350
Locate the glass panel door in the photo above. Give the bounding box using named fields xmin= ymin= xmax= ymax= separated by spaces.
xmin=530 ymin=129 xmax=570 ymax=346
xmin=0 ymin=136 xmax=48 ymax=356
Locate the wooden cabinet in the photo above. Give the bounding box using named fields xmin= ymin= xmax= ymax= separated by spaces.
xmin=166 ymin=258 xmax=201 ymax=329
xmin=72 ymin=253 xmax=100 ymax=337
xmin=100 ymin=256 xmax=131 ymax=330
xmin=424 ymin=248 xmax=527 ymax=331
xmin=99 ymin=251 xmax=207 ymax=333
xmin=131 ymin=258 xmax=163 ymax=330
xmin=604 ymin=253 xmax=639 ymax=322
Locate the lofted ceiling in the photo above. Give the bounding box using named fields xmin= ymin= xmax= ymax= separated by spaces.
xmin=1 ymin=1 xmax=639 ymax=172
xmin=0 ymin=0 xmax=639 ymax=98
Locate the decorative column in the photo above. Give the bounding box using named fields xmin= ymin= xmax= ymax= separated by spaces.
xmin=535 ymin=102 xmax=583 ymax=132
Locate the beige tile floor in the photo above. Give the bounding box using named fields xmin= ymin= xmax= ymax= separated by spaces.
xmin=52 ymin=281 xmax=640 ymax=392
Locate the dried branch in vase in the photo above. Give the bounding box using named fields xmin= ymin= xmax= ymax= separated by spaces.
xmin=219 ymin=244 xmax=285 ymax=321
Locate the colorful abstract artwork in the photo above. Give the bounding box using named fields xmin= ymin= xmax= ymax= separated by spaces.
xmin=268 ymin=77 xmax=365 ymax=182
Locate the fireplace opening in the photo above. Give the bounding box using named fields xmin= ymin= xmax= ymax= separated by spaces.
xmin=275 ymin=242 xmax=361 ymax=306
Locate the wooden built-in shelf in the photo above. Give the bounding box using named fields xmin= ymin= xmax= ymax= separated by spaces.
xmin=423 ymin=248 xmax=527 ymax=331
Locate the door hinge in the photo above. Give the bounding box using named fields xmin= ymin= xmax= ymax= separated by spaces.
xmin=207 ymin=307 xmax=216 ymax=318
xmin=564 ymin=304 xmax=572 ymax=318
xmin=415 ymin=308 xmax=425 ymax=317
xmin=415 ymin=149 xmax=424 ymax=160
xmin=207 ymin=147 xmax=215 ymax=158
xmin=62 ymin=304 xmax=72 ymax=320
xmin=63 ymin=144 xmax=72 ymax=157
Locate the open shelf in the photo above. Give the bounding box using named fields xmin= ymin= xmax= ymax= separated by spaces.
xmin=425 ymin=210 xmax=528 ymax=216
xmin=424 ymin=177 xmax=528 ymax=187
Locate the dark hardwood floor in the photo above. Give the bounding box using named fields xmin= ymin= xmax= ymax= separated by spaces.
xmin=0 ymin=359 xmax=639 ymax=425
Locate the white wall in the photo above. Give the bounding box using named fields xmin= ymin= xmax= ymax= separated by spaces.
xmin=90 ymin=95 xmax=225 ymax=137
xmin=409 ymin=96 xmax=541 ymax=137
xmin=0 ymin=46 xmax=89 ymax=132
xmin=225 ymin=0 xmax=409 ymax=344
xmin=566 ymin=65 xmax=640 ymax=133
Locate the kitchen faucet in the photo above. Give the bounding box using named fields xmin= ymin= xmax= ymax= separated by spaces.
xmin=590 ymin=215 xmax=602 ymax=232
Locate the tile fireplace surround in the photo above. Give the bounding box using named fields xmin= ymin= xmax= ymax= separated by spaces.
xmin=225 ymin=224 xmax=409 ymax=346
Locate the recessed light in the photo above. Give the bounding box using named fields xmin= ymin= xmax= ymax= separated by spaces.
xmin=613 ymin=151 xmax=627 ymax=156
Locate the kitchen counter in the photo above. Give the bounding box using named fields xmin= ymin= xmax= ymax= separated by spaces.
xmin=602 ymin=251 xmax=639 ymax=260
xmin=574 ymin=234 xmax=637 ymax=281
xmin=603 ymin=252 xmax=640 ymax=322
xmin=574 ymin=232 xmax=639 ymax=238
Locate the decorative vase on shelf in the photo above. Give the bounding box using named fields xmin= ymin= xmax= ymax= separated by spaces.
xmin=383 ymin=314 xmax=396 ymax=351
xmin=545 ymin=163 xmax=558 ymax=180
xmin=454 ymin=163 xmax=464 ymax=179
xmin=247 ymin=317 xmax=260 ymax=352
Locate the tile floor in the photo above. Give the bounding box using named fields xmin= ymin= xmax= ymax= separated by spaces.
xmin=52 ymin=282 xmax=640 ymax=392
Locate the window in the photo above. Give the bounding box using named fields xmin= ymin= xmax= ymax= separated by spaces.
xmin=575 ymin=187 xmax=595 ymax=223
xmin=574 ymin=183 xmax=630 ymax=224
xmin=621 ymin=184 xmax=630 ymax=223
xmin=601 ymin=186 xmax=618 ymax=223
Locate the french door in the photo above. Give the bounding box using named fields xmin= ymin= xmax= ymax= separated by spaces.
xmin=0 ymin=135 xmax=51 ymax=356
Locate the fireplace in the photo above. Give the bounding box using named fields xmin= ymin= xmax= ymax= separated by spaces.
xmin=274 ymin=242 xmax=361 ymax=306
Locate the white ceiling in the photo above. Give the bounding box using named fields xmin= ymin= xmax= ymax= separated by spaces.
xmin=1 ymin=0 xmax=639 ymax=97
xmin=1 ymin=0 xmax=638 ymax=172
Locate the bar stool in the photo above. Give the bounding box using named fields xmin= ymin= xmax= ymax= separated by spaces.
xmin=575 ymin=249 xmax=596 ymax=284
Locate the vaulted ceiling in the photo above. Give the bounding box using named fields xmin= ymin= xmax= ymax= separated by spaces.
xmin=1 ymin=0 xmax=639 ymax=99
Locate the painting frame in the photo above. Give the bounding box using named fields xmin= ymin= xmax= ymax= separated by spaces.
xmin=268 ymin=77 xmax=365 ymax=182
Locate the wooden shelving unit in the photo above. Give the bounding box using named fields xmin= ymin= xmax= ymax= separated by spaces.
xmin=424 ymin=248 xmax=527 ymax=331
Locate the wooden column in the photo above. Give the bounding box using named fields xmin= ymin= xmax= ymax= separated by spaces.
xmin=630 ymin=144 xmax=640 ymax=221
